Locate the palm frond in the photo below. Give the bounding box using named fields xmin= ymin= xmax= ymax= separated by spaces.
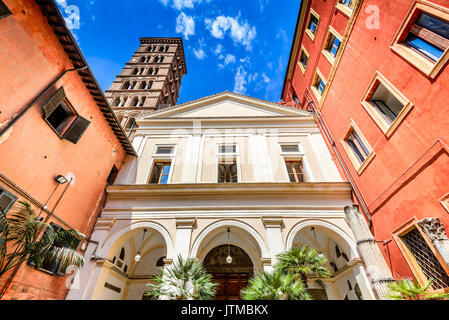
xmin=144 ymin=255 xmax=217 ymax=300
xmin=387 ymin=279 xmax=449 ymax=300
xmin=241 ymin=270 xmax=312 ymax=300
xmin=275 ymin=245 xmax=331 ymax=282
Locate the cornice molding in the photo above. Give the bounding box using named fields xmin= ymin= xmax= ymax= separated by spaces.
xmin=106 ymin=182 xmax=352 ymax=198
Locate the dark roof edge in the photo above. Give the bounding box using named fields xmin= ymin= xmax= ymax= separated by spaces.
xmin=36 ymin=0 xmax=137 ymax=156
xmin=281 ymin=0 xmax=307 ymax=100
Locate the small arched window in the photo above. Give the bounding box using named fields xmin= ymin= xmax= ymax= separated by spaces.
xmin=119 ymin=247 xmax=125 ymax=260
xmin=112 ymin=98 xmax=120 ymax=107
xmin=131 ymin=97 xmax=139 ymax=107
xmin=335 ymin=245 xmax=341 ymax=258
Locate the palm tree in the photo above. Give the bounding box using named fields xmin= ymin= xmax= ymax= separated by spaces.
xmin=241 ymin=270 xmax=312 ymax=300
xmin=275 ymin=245 xmax=331 ymax=288
xmin=0 ymin=201 xmax=84 ymax=297
xmin=388 ymin=279 xmax=449 ymax=300
xmin=144 ymin=255 xmax=217 ymax=300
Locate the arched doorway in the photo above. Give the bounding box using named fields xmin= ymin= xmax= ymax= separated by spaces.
xmin=286 ymin=221 xmax=374 ymax=300
xmin=93 ymin=226 xmax=170 ymax=300
xmin=204 ymin=245 xmax=253 ymax=300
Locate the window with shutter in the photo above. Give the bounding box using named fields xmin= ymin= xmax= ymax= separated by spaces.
xmin=0 ymin=187 xmax=17 ymax=214
xmin=43 ymin=87 xmax=77 ymax=137
xmin=63 ymin=115 xmax=90 ymax=144
xmin=0 ymin=1 xmax=11 ymax=20
xmin=30 ymin=223 xmax=81 ymax=276
xmin=391 ymin=2 xmax=449 ymax=79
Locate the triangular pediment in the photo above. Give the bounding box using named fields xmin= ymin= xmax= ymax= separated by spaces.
xmin=142 ymin=92 xmax=310 ymax=119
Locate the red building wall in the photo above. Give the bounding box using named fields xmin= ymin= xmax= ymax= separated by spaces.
xmin=283 ymin=0 xmax=449 ymax=285
xmin=0 ymin=0 xmax=131 ymax=299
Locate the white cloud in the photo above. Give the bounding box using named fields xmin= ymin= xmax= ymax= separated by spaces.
xmin=248 ymin=73 xmax=258 ymax=83
xmin=56 ymin=0 xmax=80 ymax=30
xmin=262 ymin=73 xmax=270 ymax=83
xmin=224 ymin=54 xmax=236 ymax=65
xmin=193 ymin=48 xmax=207 ymax=60
xmin=234 ymin=66 xmax=248 ymax=94
xmin=214 ymin=44 xmax=223 ymax=56
xmin=159 ymin=0 xmax=210 ymax=10
xmin=205 ymin=16 xmax=257 ymax=50
xmin=176 ymin=12 xmax=195 ymax=40
xmin=259 ymin=0 xmax=269 ymax=11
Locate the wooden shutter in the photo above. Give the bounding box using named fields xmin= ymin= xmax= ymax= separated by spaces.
xmin=63 ymin=115 xmax=90 ymax=144
xmin=0 ymin=189 xmax=17 ymax=214
xmin=42 ymin=87 xmax=66 ymax=119
xmin=0 ymin=1 xmax=11 ymax=19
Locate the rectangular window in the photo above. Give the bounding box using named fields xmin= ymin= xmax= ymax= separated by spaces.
xmin=298 ymin=46 xmax=310 ymax=74
xmin=0 ymin=187 xmax=17 ymax=214
xmin=346 ymin=130 xmax=370 ymax=164
xmin=107 ymin=165 xmax=119 ymax=185
xmin=323 ymin=28 xmax=343 ymax=63
xmin=391 ymin=2 xmax=449 ymax=79
xmin=404 ymin=13 xmax=448 ymax=62
xmin=0 ymin=1 xmax=11 ymax=20
xmin=361 ymin=72 xmax=413 ymax=137
xmin=42 ymin=87 xmax=90 ymax=144
xmin=401 ymin=228 xmax=449 ymax=290
xmin=217 ymin=160 xmax=238 ymax=183
xmin=149 ymin=162 xmax=171 ymax=184
xmin=285 ymin=160 xmax=306 ymax=183
xmin=305 ymin=9 xmax=320 ymax=41
xmin=336 ymin=0 xmax=355 ymax=17
xmin=155 ymin=146 xmax=174 ymax=155
xmin=32 ymin=223 xmax=80 ymax=276
xmin=340 ymin=0 xmax=354 ymax=8
xmin=341 ymin=121 xmax=375 ymax=174
xmin=281 ymin=145 xmax=300 ymax=153
xmin=311 ymin=69 xmax=327 ymax=100
xmin=218 ymin=144 xmax=237 ymax=154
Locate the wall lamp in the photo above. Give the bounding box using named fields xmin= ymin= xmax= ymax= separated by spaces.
xmin=55 ymin=175 xmax=68 ymax=184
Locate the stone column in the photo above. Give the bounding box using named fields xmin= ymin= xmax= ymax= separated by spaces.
xmin=418 ymin=218 xmax=449 ymax=268
xmin=174 ymin=218 xmax=196 ymax=261
xmin=262 ymin=217 xmax=285 ymax=266
xmin=344 ymin=205 xmax=394 ymax=300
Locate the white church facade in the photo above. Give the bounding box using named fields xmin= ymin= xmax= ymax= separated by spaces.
xmin=67 ymin=92 xmax=380 ymax=300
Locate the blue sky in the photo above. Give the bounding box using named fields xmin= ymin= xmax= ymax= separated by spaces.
xmin=56 ymin=0 xmax=301 ymax=104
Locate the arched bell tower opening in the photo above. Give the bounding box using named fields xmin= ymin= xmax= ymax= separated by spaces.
xmin=203 ymin=245 xmax=253 ymax=300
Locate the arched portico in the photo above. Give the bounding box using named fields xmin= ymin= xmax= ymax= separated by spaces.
xmin=286 ymin=219 xmax=375 ymax=300
xmin=88 ymin=222 xmax=174 ymax=300
xmin=190 ymin=220 xmax=270 ymax=272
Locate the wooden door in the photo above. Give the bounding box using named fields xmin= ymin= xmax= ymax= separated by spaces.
xmin=213 ymin=273 xmax=249 ymax=300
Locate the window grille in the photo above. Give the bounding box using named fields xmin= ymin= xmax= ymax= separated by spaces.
xmin=402 ymin=228 xmax=449 ymax=289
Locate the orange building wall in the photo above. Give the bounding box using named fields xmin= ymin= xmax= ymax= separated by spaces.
xmin=283 ymin=0 xmax=449 ymax=282
xmin=0 ymin=0 xmax=128 ymax=299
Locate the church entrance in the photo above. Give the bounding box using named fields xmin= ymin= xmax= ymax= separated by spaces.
xmin=203 ymin=245 xmax=253 ymax=300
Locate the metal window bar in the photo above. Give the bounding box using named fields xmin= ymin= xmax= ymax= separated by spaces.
xmin=402 ymin=228 xmax=449 ymax=289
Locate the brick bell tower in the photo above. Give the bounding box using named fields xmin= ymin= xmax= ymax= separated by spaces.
xmin=105 ymin=37 xmax=187 ymax=137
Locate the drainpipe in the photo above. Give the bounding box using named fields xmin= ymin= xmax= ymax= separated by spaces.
xmin=305 ymin=99 xmax=372 ymax=226
xmin=303 ymin=99 xmax=395 ymax=298
xmin=0 ymin=66 xmax=88 ymax=137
